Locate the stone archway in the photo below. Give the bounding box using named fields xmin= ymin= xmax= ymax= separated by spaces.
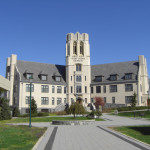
xmin=76 ymin=97 xmax=83 ymax=104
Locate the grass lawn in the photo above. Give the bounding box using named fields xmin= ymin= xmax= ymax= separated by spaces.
xmin=0 ymin=116 xmax=105 ymax=124
xmin=0 ymin=125 xmax=47 ymax=150
xmin=111 ymin=125 xmax=150 ymax=145
xmin=116 ymin=111 xmax=150 ymax=118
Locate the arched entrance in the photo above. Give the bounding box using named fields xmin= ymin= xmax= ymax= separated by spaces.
xmin=76 ymin=97 xmax=83 ymax=104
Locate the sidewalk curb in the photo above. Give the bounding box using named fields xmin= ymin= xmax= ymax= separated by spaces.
xmin=97 ymin=126 xmax=150 ymax=150
xmin=32 ymin=127 xmax=50 ymax=150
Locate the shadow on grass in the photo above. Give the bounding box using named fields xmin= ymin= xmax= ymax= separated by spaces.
xmin=128 ymin=127 xmax=150 ymax=135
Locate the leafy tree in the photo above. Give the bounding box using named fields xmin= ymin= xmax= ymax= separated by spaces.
xmin=0 ymin=97 xmax=11 ymax=120
xmin=29 ymin=98 xmax=37 ymax=114
xmin=131 ymin=92 xmax=137 ymax=107
xmin=94 ymin=97 xmax=105 ymax=118
xmin=12 ymin=106 xmax=20 ymax=117
xmin=69 ymin=102 xmax=85 ymax=118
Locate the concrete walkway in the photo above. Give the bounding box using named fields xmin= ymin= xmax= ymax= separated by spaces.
xmin=10 ymin=114 xmax=150 ymax=150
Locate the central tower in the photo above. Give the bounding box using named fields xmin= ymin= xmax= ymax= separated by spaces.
xmin=66 ymin=32 xmax=91 ymax=105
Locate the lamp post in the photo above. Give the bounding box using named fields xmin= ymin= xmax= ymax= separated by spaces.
xmin=29 ymin=77 xmax=32 ymax=128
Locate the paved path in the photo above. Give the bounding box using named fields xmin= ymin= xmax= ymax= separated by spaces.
xmin=10 ymin=114 xmax=150 ymax=150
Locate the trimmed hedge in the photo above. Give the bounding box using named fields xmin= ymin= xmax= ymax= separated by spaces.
xmin=117 ymin=106 xmax=149 ymax=112
xmin=19 ymin=112 xmax=49 ymax=118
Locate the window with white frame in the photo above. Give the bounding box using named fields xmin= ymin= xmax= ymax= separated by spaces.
xmin=52 ymin=86 xmax=55 ymax=93
xmin=25 ymin=96 xmax=34 ymax=104
xmin=125 ymin=84 xmax=133 ymax=92
xmin=57 ymin=98 xmax=62 ymax=105
xmin=26 ymin=84 xmax=34 ymax=92
xmin=110 ymin=85 xmax=117 ymax=92
xmin=64 ymin=98 xmax=67 ymax=104
xmin=76 ymin=64 xmax=81 ymax=71
xmin=76 ymin=85 xmax=82 ymax=93
xmin=41 ymin=75 xmax=47 ymax=81
xmin=41 ymin=85 xmax=49 ymax=93
xmin=52 ymin=97 xmax=55 ymax=105
xmin=41 ymin=97 xmax=49 ymax=105
xmin=57 ymin=86 xmax=62 ymax=93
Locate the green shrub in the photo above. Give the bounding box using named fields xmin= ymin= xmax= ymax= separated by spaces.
xmin=0 ymin=98 xmax=12 ymax=120
xmin=69 ymin=102 xmax=85 ymax=118
xmin=37 ymin=112 xmax=49 ymax=117
xmin=117 ymin=106 xmax=149 ymax=112
xmin=12 ymin=107 xmax=20 ymax=117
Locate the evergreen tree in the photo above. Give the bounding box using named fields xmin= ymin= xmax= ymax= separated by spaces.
xmin=69 ymin=102 xmax=85 ymax=118
xmin=12 ymin=106 xmax=20 ymax=117
xmin=131 ymin=92 xmax=137 ymax=107
xmin=0 ymin=98 xmax=11 ymax=120
xmin=30 ymin=98 xmax=37 ymax=114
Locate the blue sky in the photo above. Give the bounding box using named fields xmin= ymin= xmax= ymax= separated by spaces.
xmin=0 ymin=0 xmax=150 ymax=76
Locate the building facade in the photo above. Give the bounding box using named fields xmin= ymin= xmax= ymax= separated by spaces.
xmin=6 ymin=32 xmax=149 ymax=113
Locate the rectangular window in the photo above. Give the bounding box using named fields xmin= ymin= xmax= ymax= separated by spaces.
xmin=125 ymin=96 xmax=133 ymax=104
xmin=55 ymin=76 xmax=61 ymax=82
xmin=104 ymin=97 xmax=106 ymax=103
xmin=110 ymin=75 xmax=117 ymax=81
xmin=76 ymin=64 xmax=81 ymax=71
xmin=125 ymin=73 xmax=132 ymax=80
xmin=103 ymin=86 xmax=106 ymax=93
xmin=85 ymin=86 xmax=87 ymax=93
xmin=91 ymin=98 xmax=94 ymax=103
xmin=64 ymin=98 xmax=67 ymax=104
xmin=52 ymin=97 xmax=55 ymax=105
xmin=85 ymin=76 xmax=86 ymax=81
xmin=41 ymin=85 xmax=49 ymax=93
xmin=57 ymin=98 xmax=62 ymax=105
xmin=26 ymin=73 xmax=33 ymax=79
xmin=96 ymin=86 xmax=101 ymax=93
xmin=26 ymin=84 xmax=34 ymax=92
xmin=95 ymin=76 xmax=102 ymax=82
xmin=71 ymin=86 xmax=73 ymax=93
xmin=25 ymin=96 xmax=34 ymax=104
xmin=112 ymin=97 xmax=115 ymax=104
xmin=91 ymin=87 xmax=93 ymax=93
xmin=57 ymin=86 xmax=62 ymax=93
xmin=41 ymin=97 xmax=49 ymax=105
xmin=85 ymin=98 xmax=87 ymax=103
xmin=110 ymin=85 xmax=117 ymax=92
xmin=76 ymin=86 xmax=82 ymax=93
xmin=76 ymin=75 xmax=82 ymax=82
xmin=64 ymin=86 xmax=66 ymax=93
xmin=71 ymin=76 xmax=72 ymax=81
xmin=125 ymin=84 xmax=133 ymax=92
xmin=52 ymin=86 xmax=55 ymax=93
xmin=41 ymin=75 xmax=47 ymax=81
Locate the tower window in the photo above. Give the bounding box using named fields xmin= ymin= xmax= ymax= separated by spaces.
xmin=67 ymin=44 xmax=70 ymax=56
xmin=80 ymin=42 xmax=84 ymax=55
xmin=73 ymin=42 xmax=77 ymax=55
xmin=76 ymin=86 xmax=82 ymax=93
xmin=76 ymin=75 xmax=82 ymax=82
xmin=76 ymin=64 xmax=81 ymax=71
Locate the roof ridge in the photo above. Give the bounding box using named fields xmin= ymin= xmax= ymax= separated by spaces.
xmin=92 ymin=60 xmax=138 ymax=66
xmin=17 ymin=60 xmax=65 ymax=66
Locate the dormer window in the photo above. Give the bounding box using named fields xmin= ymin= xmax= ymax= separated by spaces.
xmin=95 ymin=76 xmax=102 ymax=82
xmin=55 ymin=76 xmax=61 ymax=82
xmin=125 ymin=73 xmax=132 ymax=80
xmin=26 ymin=73 xmax=33 ymax=79
xmin=41 ymin=75 xmax=47 ymax=81
xmin=110 ymin=74 xmax=117 ymax=81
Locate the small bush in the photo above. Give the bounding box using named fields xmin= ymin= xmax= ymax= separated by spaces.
xmin=37 ymin=112 xmax=49 ymax=117
xmin=117 ymin=106 xmax=149 ymax=112
xmin=0 ymin=98 xmax=12 ymax=120
xmin=12 ymin=107 xmax=20 ymax=117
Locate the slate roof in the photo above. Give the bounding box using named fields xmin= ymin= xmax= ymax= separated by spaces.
xmin=91 ymin=61 xmax=139 ymax=85
xmin=17 ymin=60 xmax=66 ymax=85
xmin=16 ymin=60 xmax=139 ymax=86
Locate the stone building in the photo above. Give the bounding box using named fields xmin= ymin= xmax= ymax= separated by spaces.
xmin=6 ymin=32 xmax=149 ymax=113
